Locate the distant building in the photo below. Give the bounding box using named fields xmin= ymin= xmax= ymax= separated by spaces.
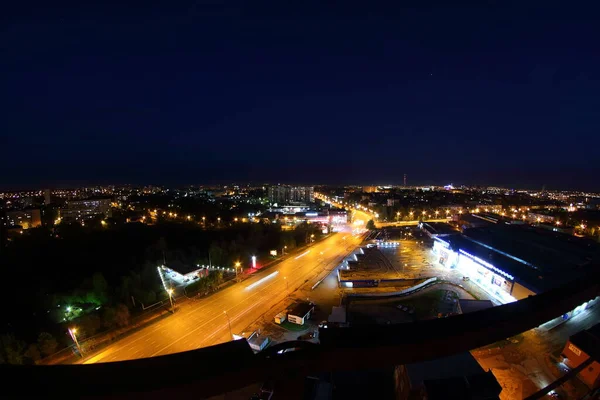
xmin=387 ymin=199 xmax=401 ymax=206
xmin=0 ymin=207 xmax=7 ymax=252
xmin=363 ymin=186 xmax=378 ymax=193
xmin=528 ymin=211 xmax=556 ymax=224
xmin=561 ymin=323 xmax=600 ymax=390
xmin=268 ymin=185 xmax=314 ymax=205
xmin=6 ymin=209 xmax=41 ymax=229
xmin=44 ymin=189 xmax=52 ymax=205
xmin=61 ymin=198 xmax=111 ymax=221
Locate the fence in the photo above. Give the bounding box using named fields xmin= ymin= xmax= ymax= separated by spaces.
xmin=346 ymin=277 xmax=438 ymax=298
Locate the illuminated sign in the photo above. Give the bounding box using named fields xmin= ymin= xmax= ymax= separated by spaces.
xmin=568 ymin=343 xmax=582 ymax=357
xmin=270 ymin=250 xmax=277 ymax=256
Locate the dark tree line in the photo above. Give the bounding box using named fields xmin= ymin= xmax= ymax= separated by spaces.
xmin=0 ymin=218 xmax=323 ymax=364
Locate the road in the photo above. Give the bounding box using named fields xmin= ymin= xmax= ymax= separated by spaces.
xmin=83 ymin=231 xmax=364 ymax=364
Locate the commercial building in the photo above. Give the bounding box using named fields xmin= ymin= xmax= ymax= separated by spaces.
xmin=288 ymin=303 xmax=314 ymax=325
xmin=6 ymin=209 xmax=41 ymax=229
xmin=432 ymin=224 xmax=600 ymax=306
xmin=60 ymin=198 xmax=111 ymax=221
xmin=232 ymin=331 xmax=270 ymax=353
xmin=419 ymin=222 xmax=458 ymax=238
xmin=561 ymin=323 xmax=600 ymax=389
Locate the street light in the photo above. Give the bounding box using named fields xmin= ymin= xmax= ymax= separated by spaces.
xmin=235 ymin=261 xmax=241 ymax=279
xmin=68 ymin=328 xmax=83 ymax=356
xmin=167 ymin=288 xmax=174 ymax=313
xmin=224 ymin=311 xmax=233 ymax=340
xmin=251 ymin=256 xmax=256 ymax=269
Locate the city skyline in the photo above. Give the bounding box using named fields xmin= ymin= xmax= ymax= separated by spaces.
xmin=3 ymin=2 xmax=600 ymax=191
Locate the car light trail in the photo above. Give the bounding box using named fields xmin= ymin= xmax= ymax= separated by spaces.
xmin=245 ymin=271 xmax=279 ymax=291
xmin=295 ymin=250 xmax=310 ymax=260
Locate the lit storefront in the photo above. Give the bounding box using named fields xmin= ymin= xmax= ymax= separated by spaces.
xmin=456 ymin=250 xmax=516 ymax=304
xmin=432 ymin=237 xmax=457 ymax=267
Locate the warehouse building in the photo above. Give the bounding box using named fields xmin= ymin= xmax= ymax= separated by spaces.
xmin=432 ymin=225 xmax=600 ymax=308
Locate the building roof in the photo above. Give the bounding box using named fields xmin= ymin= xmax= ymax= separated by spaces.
xmin=289 ymin=303 xmax=314 ymax=318
xmin=464 ymin=225 xmax=600 ymax=273
xmin=447 ymin=234 xmax=552 ymax=293
xmin=447 ymin=225 xmax=600 ymax=294
xmin=422 ymin=222 xmax=459 ymax=236
xmin=458 ymin=299 xmax=494 ymax=315
xmin=570 ymin=323 xmax=600 ymax=361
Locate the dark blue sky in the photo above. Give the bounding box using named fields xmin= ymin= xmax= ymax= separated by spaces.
xmin=2 ymin=2 xmax=599 ymax=190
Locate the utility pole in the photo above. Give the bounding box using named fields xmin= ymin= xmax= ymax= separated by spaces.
xmin=68 ymin=328 xmax=83 ymax=357
xmin=224 ymin=311 xmax=233 ymax=340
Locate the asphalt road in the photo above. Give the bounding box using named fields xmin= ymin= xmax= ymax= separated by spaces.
xmin=83 ymin=231 xmax=364 ymax=364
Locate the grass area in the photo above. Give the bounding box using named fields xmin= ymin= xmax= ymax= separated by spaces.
xmin=399 ymin=289 xmax=446 ymax=319
xmin=278 ymin=320 xmax=309 ymax=332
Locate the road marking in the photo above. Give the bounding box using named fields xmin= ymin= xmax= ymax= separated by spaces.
xmin=245 ymin=271 xmax=279 ymax=290
xmin=295 ymin=250 xmax=311 ymax=259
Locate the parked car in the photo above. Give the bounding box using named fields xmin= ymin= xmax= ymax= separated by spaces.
xmin=297 ymin=331 xmax=317 ymax=340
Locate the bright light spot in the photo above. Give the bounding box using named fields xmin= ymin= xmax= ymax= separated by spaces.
xmin=295 ymin=250 xmax=310 ymax=260
xmin=245 ymin=271 xmax=279 ymax=290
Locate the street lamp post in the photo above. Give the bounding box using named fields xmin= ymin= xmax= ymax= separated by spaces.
xmin=167 ymin=288 xmax=174 ymax=313
xmin=224 ymin=311 xmax=233 ymax=340
xmin=235 ymin=261 xmax=241 ymax=280
xmin=68 ymin=328 xmax=83 ymax=356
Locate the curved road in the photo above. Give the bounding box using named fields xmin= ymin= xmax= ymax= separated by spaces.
xmin=83 ymin=231 xmax=364 ymax=364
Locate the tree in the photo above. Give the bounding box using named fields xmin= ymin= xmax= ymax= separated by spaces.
xmin=102 ymin=307 xmax=117 ymax=329
xmin=366 ymin=219 xmax=376 ymax=230
xmin=92 ymin=272 xmax=108 ymax=303
xmin=114 ymin=304 xmax=130 ymax=328
xmin=79 ymin=314 xmax=102 ymax=337
xmin=0 ymin=334 xmax=26 ymax=364
xmin=24 ymin=344 xmax=41 ymax=363
xmin=37 ymin=332 xmax=58 ymax=357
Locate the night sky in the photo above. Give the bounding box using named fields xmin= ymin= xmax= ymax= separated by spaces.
xmin=2 ymin=2 xmax=599 ymax=190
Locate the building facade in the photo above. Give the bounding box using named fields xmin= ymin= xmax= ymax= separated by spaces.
xmin=6 ymin=209 xmax=42 ymax=229
xmin=268 ymin=185 xmax=314 ymax=205
xmin=61 ymin=198 xmax=111 ymax=221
